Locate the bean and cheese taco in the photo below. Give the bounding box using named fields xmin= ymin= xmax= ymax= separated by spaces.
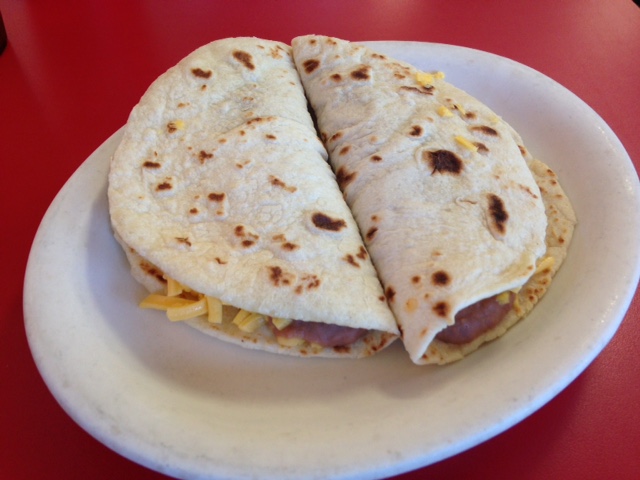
xmin=108 ymin=37 xmax=399 ymax=358
xmin=291 ymin=35 xmax=576 ymax=364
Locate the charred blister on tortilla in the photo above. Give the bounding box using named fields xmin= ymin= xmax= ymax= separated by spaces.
xmin=309 ymin=211 xmax=347 ymax=233
xmin=422 ymin=149 xmax=464 ymax=175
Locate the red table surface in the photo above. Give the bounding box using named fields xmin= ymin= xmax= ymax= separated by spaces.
xmin=2 ymin=1 xmax=639 ymax=479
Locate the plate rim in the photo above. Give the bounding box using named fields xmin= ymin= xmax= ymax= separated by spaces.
xmin=23 ymin=40 xmax=640 ymax=480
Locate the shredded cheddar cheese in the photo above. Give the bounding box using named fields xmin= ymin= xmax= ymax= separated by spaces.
xmin=206 ymin=296 xmax=223 ymax=324
xmin=416 ymin=71 xmax=445 ymax=87
xmin=455 ymin=135 xmax=478 ymax=152
xmin=139 ymin=294 xmax=194 ymax=310
xmin=271 ymin=317 xmax=292 ymax=330
xmin=138 ymin=276 xmax=316 ymax=347
xmin=437 ymin=105 xmax=454 ymax=117
xmin=416 ymin=72 xmax=434 ymax=86
xmin=167 ymin=297 xmax=207 ymax=322
xmin=233 ymin=311 xmax=265 ymax=332
xmin=496 ymin=292 xmax=511 ymax=306
xmin=166 ymin=277 xmax=186 ymax=296
xmin=535 ymin=256 xmax=555 ymax=274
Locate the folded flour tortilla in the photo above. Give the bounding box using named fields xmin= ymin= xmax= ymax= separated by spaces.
xmin=108 ymin=37 xmax=399 ymax=358
xmin=292 ymin=35 xmax=576 ymax=364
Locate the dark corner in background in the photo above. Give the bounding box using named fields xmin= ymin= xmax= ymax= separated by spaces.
xmin=0 ymin=10 xmax=8 ymax=55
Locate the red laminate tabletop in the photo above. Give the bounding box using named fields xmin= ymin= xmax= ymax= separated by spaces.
xmin=2 ymin=1 xmax=639 ymax=479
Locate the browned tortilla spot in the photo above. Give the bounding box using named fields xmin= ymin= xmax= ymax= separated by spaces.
xmin=303 ymin=58 xmax=320 ymax=74
xmin=432 ymin=270 xmax=451 ymax=286
xmin=519 ymin=184 xmax=539 ymax=199
xmin=366 ymin=226 xmax=378 ymax=242
xmin=335 ymin=166 xmax=356 ymax=189
xmin=139 ymin=261 xmax=166 ymax=283
xmin=269 ymin=266 xmax=291 ymax=286
xmin=191 ymin=68 xmax=212 ymax=79
xmin=189 ymin=208 xmax=198 ymax=215
xmin=232 ymin=50 xmax=255 ymax=70
xmin=312 ymin=212 xmax=347 ymax=232
xmin=269 ymin=46 xmax=283 ymax=59
xmin=385 ymin=286 xmax=396 ymax=302
xmin=470 ymin=125 xmax=499 ymax=136
xmin=331 ymin=73 xmax=342 ymax=81
xmin=432 ymin=301 xmax=449 ymax=317
xmin=242 ymin=240 xmax=255 ymax=248
xmin=167 ymin=122 xmax=179 ymax=133
xmin=487 ymin=194 xmax=509 ymax=234
xmin=300 ymin=274 xmax=321 ymax=291
xmin=350 ymin=66 xmax=371 ymax=80
xmin=265 ymin=134 xmax=277 ymax=140
xmin=424 ymin=150 xmax=464 ymax=175
xmin=208 ymin=192 xmax=225 ymax=202
xmin=214 ymin=257 xmax=227 ymax=265
xmin=333 ymin=345 xmax=351 ymax=354
xmin=409 ymin=125 xmax=424 ymax=137
xmin=143 ymin=161 xmax=161 ymax=168
xmin=411 ymin=275 xmax=421 ymax=284
xmin=176 ymin=237 xmax=192 ymax=247
xmin=247 ymin=117 xmax=268 ymax=125
xmin=198 ymin=150 xmax=213 ymax=164
xmin=269 ymin=175 xmax=297 ymax=193
xmin=156 ymin=181 xmax=172 ymax=191
xmin=356 ymin=246 xmax=368 ymax=260
xmin=344 ymin=254 xmax=359 ymax=267
xmin=400 ymin=85 xmax=434 ymax=95
xmin=339 ymin=145 xmax=351 ymax=155
xmin=370 ymin=155 xmax=382 ymax=162
xmin=282 ymin=242 xmax=299 ymax=251
xmin=330 ymin=131 xmax=343 ymax=142
xmin=474 ymin=142 xmax=489 ymax=154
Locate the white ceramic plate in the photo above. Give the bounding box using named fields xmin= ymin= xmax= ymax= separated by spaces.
xmin=24 ymin=42 xmax=640 ymax=480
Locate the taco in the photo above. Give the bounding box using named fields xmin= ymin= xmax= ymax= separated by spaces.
xmin=291 ymin=35 xmax=576 ymax=364
xmin=108 ymin=37 xmax=399 ymax=358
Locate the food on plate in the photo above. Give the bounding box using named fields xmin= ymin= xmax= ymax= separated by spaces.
xmin=108 ymin=37 xmax=399 ymax=358
xmin=291 ymin=35 xmax=576 ymax=364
